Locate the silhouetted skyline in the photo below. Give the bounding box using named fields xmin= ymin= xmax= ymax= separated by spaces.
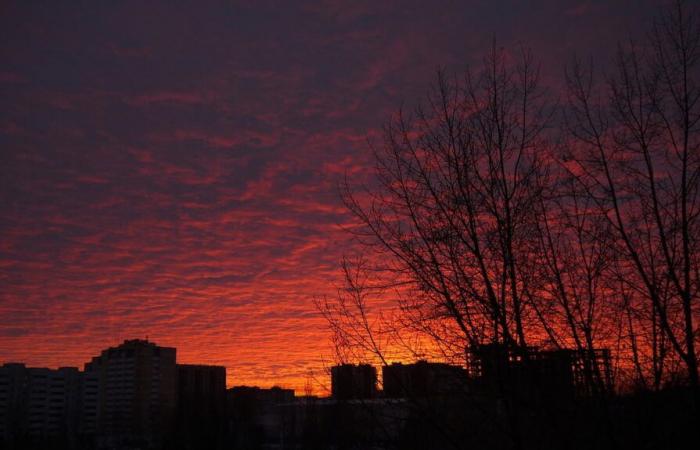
xmin=3 ymin=338 xmax=693 ymax=450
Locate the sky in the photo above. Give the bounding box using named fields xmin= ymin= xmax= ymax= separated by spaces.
xmin=0 ymin=0 xmax=660 ymax=392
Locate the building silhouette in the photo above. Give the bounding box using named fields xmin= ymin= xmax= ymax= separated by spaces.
xmin=84 ymin=339 xmax=177 ymax=448
xmin=2 ymin=339 xmax=656 ymax=450
xmin=330 ymin=364 xmax=377 ymax=400
xmin=0 ymin=363 xmax=82 ymax=446
xmin=80 ymin=369 xmax=100 ymax=436
xmin=467 ymin=343 xmax=613 ymax=399
xmin=382 ymin=361 xmax=467 ymax=398
xmin=176 ymin=364 xmax=227 ymax=449
xmin=226 ymin=386 xmax=295 ymax=448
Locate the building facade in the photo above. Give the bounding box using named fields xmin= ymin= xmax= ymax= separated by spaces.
xmin=382 ymin=361 xmax=467 ymax=398
xmin=176 ymin=364 xmax=227 ymax=448
xmin=330 ymin=364 xmax=377 ymax=400
xmin=0 ymin=363 xmax=82 ymax=446
xmin=84 ymin=339 xmax=177 ymax=448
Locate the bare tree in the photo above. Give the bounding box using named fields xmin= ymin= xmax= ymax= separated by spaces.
xmin=563 ymin=0 xmax=700 ymax=390
xmin=316 ymin=43 xmax=560 ymax=450
xmin=534 ymin=173 xmax=618 ymax=394
xmin=337 ymin=44 xmax=552 ymax=357
xmin=315 ymin=4 xmax=700 ymax=450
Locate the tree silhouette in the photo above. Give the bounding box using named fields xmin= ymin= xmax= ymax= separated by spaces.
xmin=563 ymin=0 xmax=700 ymax=391
xmin=319 ymin=1 xmax=700 ymax=449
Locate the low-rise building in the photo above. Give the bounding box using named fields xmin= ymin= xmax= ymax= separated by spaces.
xmin=176 ymin=364 xmax=227 ymax=448
xmin=382 ymin=361 xmax=467 ymax=398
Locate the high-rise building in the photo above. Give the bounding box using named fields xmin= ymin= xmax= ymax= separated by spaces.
xmin=0 ymin=363 xmax=82 ymax=444
xmin=27 ymin=366 xmax=82 ymax=437
xmin=330 ymin=364 xmax=377 ymax=400
xmin=0 ymin=363 xmax=26 ymax=442
xmin=80 ymin=370 xmax=100 ymax=435
xmin=84 ymin=339 xmax=177 ymax=448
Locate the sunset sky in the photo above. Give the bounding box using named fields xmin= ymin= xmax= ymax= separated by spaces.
xmin=0 ymin=0 xmax=659 ymax=392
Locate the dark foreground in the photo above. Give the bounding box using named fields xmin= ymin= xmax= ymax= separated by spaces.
xmin=1 ymin=387 xmax=697 ymax=450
